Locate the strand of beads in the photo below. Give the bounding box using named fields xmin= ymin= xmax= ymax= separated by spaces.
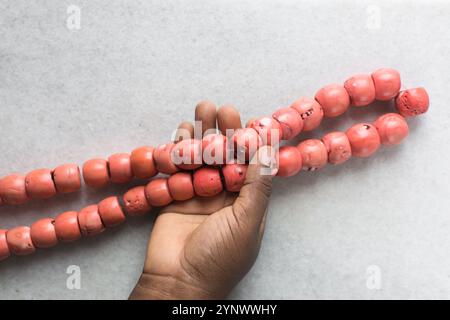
xmin=0 ymin=164 xmax=81 ymax=205
xmin=0 ymin=105 xmax=423 ymax=262
xmin=0 ymin=68 xmax=429 ymax=206
xmin=277 ymin=111 xmax=410 ymax=176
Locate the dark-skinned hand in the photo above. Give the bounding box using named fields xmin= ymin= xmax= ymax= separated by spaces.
xmin=129 ymin=102 xmax=273 ymax=299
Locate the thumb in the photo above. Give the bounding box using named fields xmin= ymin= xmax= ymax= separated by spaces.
xmin=231 ymin=146 xmax=275 ymax=230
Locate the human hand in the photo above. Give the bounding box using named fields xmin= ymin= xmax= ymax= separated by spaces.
xmin=129 ymin=102 xmax=273 ymax=299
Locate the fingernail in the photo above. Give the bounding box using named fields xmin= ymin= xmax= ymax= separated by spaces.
xmin=258 ymin=146 xmax=278 ymax=176
xmin=257 ymin=146 xmax=272 ymax=167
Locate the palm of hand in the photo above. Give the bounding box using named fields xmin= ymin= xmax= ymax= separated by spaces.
xmin=144 ymin=190 xmax=265 ymax=297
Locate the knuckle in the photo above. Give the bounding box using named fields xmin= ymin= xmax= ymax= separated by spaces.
xmin=255 ymin=177 xmax=272 ymax=198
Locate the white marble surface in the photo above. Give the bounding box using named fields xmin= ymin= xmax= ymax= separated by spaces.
xmin=0 ymin=0 xmax=449 ymax=299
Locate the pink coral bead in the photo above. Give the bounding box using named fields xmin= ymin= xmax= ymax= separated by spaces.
xmin=54 ymin=211 xmax=81 ymax=242
xmin=168 ymin=172 xmax=195 ymax=201
xmin=0 ymin=229 xmax=10 ymax=261
xmin=371 ymin=68 xmax=401 ymax=101
xmin=123 ymin=186 xmax=151 ymax=216
xmin=290 ymin=97 xmax=324 ymax=131
xmin=145 ymin=178 xmax=173 ymax=207
xmin=315 ymin=84 xmax=350 ymax=117
xmin=231 ymin=128 xmax=263 ymax=162
xmin=53 ymin=164 xmax=81 ymax=194
xmin=6 ymin=226 xmax=36 ymax=255
xmin=30 ymin=218 xmax=58 ymax=248
xmin=108 ymin=153 xmax=133 ymax=183
xmin=346 ymin=123 xmax=381 ymax=157
xmin=193 ymin=167 xmax=223 ymax=197
xmin=25 ymin=168 xmax=57 ymax=199
xmin=130 ymin=146 xmax=157 ymax=179
xmin=322 ymin=132 xmax=352 ymax=165
xmin=344 ymin=74 xmax=376 ymax=107
xmin=172 ymin=139 xmax=203 ymax=170
xmin=276 ymin=146 xmax=302 ymax=177
xmin=374 ymin=113 xmax=409 ymax=145
xmin=153 ymin=143 xmax=179 ymax=174
xmin=98 ymin=196 xmax=126 ymax=227
xmin=395 ymin=87 xmax=429 ymax=117
xmin=82 ymin=158 xmax=110 ymax=188
xmin=272 ymin=107 xmax=304 ymax=140
xmin=78 ymin=205 xmax=105 ymax=236
xmin=0 ymin=174 xmax=29 ymax=205
xmin=297 ymin=139 xmax=328 ymax=171
xmin=222 ymin=163 xmax=248 ymax=192
xmin=249 ymin=117 xmax=282 ymax=145
xmin=202 ymin=134 xmax=228 ymax=166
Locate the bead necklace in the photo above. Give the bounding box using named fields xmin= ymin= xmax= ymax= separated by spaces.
xmin=0 ymin=68 xmax=430 ymax=261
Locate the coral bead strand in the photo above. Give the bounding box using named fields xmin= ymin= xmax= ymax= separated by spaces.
xmin=80 ymin=71 xmax=423 ymax=186
xmin=0 ymin=111 xmax=418 ymax=262
xmin=0 ymin=163 xmax=237 ymax=260
xmin=0 ymin=163 xmax=81 ymax=205
xmin=0 ymin=69 xmax=428 ymax=206
xmin=83 ymin=145 xmax=159 ymax=189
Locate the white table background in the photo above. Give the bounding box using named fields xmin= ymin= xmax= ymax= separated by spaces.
xmin=0 ymin=0 xmax=449 ymax=299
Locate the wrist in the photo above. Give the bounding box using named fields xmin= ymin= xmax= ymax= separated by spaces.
xmin=129 ymin=272 xmax=222 ymax=300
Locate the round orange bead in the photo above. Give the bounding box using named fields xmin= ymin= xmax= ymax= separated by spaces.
xmin=346 ymin=123 xmax=381 ymax=157
xmin=202 ymin=134 xmax=228 ymax=166
xmin=78 ymin=205 xmax=105 ymax=236
xmin=395 ymin=87 xmax=429 ymax=117
xmin=25 ymin=168 xmax=57 ymax=199
xmin=145 ymin=178 xmax=173 ymax=207
xmin=30 ymin=218 xmax=58 ymax=248
xmin=168 ymin=172 xmax=195 ymax=201
xmin=344 ymin=74 xmax=376 ymax=107
xmin=371 ymin=68 xmax=401 ymax=101
xmin=82 ymin=158 xmax=110 ymax=188
xmin=231 ymin=128 xmax=263 ymax=162
xmin=54 ymin=211 xmax=81 ymax=242
xmin=272 ymin=107 xmax=304 ymax=140
xmin=315 ymin=84 xmax=350 ymax=117
xmin=0 ymin=174 xmax=29 ymax=205
xmin=222 ymin=163 xmax=248 ymax=192
xmin=153 ymin=143 xmax=179 ymax=174
xmin=322 ymin=131 xmax=352 ymax=165
xmin=193 ymin=167 xmax=223 ymax=197
xmin=297 ymin=139 xmax=328 ymax=171
xmin=172 ymin=139 xmax=203 ymax=170
xmin=6 ymin=226 xmax=36 ymax=255
xmin=108 ymin=153 xmax=133 ymax=183
xmin=290 ymin=97 xmax=324 ymax=131
xmin=98 ymin=196 xmax=126 ymax=227
xmin=277 ymin=146 xmax=302 ymax=177
xmin=374 ymin=113 xmax=409 ymax=146
xmin=123 ymin=186 xmax=151 ymax=216
xmin=130 ymin=146 xmax=157 ymax=179
xmin=249 ymin=117 xmax=282 ymax=145
xmin=53 ymin=164 xmax=81 ymax=193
